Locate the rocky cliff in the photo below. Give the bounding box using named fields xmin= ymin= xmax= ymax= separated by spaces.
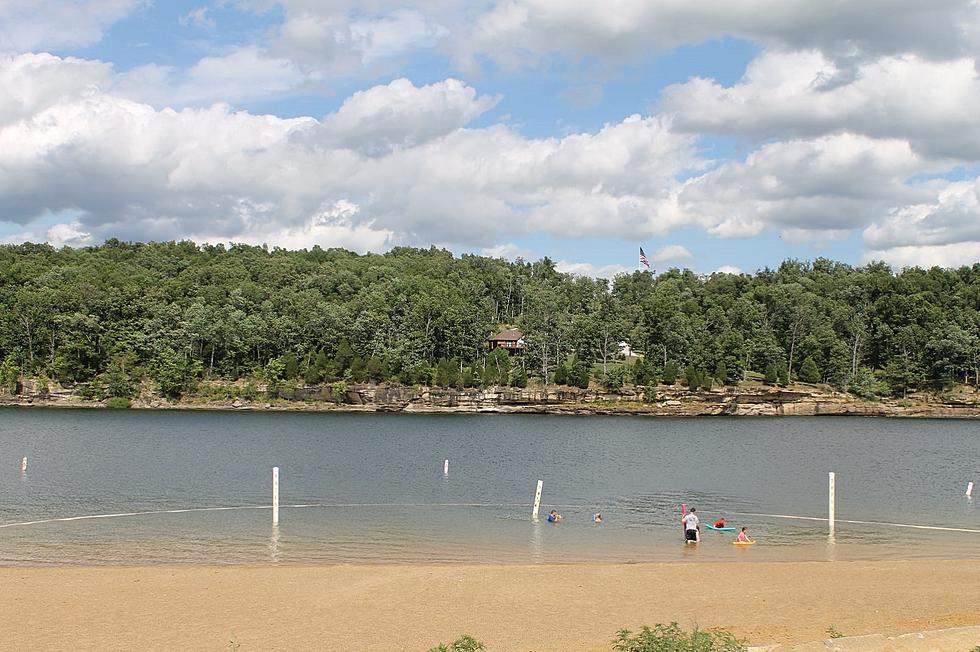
xmin=3 ymin=379 xmax=980 ymax=418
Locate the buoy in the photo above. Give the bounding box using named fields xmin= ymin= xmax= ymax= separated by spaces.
xmin=443 ymin=459 xmax=449 ymax=475
xmin=20 ymin=457 xmax=27 ymax=472
xmin=968 ymin=481 xmax=975 ymax=498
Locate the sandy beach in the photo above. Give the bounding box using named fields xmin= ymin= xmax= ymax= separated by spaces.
xmin=2 ymin=560 xmax=979 ymax=651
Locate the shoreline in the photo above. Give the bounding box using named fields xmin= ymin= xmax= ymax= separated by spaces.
xmin=4 ymin=389 xmax=980 ymax=418
xmin=3 ymin=560 xmax=980 ymax=650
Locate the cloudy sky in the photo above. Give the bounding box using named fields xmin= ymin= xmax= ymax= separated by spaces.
xmin=3 ymin=1 xmax=980 ymax=275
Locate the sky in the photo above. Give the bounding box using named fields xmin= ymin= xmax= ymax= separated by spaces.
xmin=3 ymin=1 xmax=980 ymax=276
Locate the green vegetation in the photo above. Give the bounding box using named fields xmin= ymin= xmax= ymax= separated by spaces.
xmin=104 ymin=397 xmax=132 ymax=409
xmin=1 ymin=241 xmax=979 ymax=400
xmin=428 ymin=635 xmax=486 ymax=652
xmin=825 ymin=625 xmax=845 ymax=639
xmin=613 ymin=623 xmax=746 ymax=651
xmin=429 ymin=625 xmax=744 ymax=652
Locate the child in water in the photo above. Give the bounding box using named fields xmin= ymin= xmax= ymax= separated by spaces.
xmin=547 ymin=510 xmax=562 ymax=523
xmin=714 ymin=517 xmax=726 ymax=528
xmin=593 ymin=512 xmax=602 ymax=524
xmin=736 ymin=527 xmax=752 ymax=543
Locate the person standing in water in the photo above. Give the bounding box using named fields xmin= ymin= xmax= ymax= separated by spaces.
xmin=682 ymin=507 xmax=700 ymax=542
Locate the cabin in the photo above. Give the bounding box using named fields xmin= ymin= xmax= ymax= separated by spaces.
xmin=488 ymin=328 xmax=525 ymax=355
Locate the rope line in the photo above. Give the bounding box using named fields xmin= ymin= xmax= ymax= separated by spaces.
xmin=731 ymin=511 xmax=980 ymax=534
xmin=2 ymin=505 xmax=976 ymax=534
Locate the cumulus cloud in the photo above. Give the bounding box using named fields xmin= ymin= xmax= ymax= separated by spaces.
xmin=0 ymin=0 xmax=143 ymax=53
xmin=114 ymin=47 xmax=315 ymax=108
xmin=454 ymin=0 xmax=979 ymax=71
xmin=678 ymin=133 xmax=935 ymax=239
xmin=317 ymin=78 xmax=500 ymax=156
xmin=481 ymin=243 xmax=535 ymax=260
xmin=244 ymin=1 xmax=980 ymax=77
xmin=662 ymin=50 xmax=980 ymax=159
xmin=713 ymin=265 xmax=743 ymax=275
xmin=862 ymin=179 xmax=980 ymax=267
xmin=555 ymin=260 xmax=632 ymax=278
xmin=651 ymin=244 xmax=692 ymax=263
xmin=0 ymin=54 xmax=698 ymax=252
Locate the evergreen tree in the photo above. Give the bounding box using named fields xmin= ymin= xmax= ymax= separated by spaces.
xmin=685 ymin=365 xmax=699 ymax=391
xmin=764 ymin=363 xmax=779 ymax=385
xmin=799 ymin=356 xmax=820 ymax=383
xmin=776 ymin=361 xmax=790 ymax=386
xmin=510 ymin=365 xmax=528 ymax=388
xmin=713 ymin=360 xmax=728 ymax=385
xmin=662 ymin=360 xmax=679 ymax=385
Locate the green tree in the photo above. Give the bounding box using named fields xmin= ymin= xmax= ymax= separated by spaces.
xmin=510 ymin=364 xmax=528 ymax=388
xmin=764 ymin=363 xmax=778 ymax=385
xmin=799 ymin=356 xmax=820 ymax=383
xmin=776 ymin=361 xmax=790 ymax=386
xmin=0 ymin=356 xmax=19 ymax=394
xmin=713 ymin=360 xmax=728 ymax=385
xmin=662 ymin=360 xmax=679 ymax=385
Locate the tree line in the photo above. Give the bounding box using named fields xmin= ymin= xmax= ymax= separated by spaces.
xmin=1 ymin=240 xmax=979 ymax=400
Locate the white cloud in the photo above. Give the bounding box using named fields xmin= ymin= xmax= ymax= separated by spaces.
xmin=481 ymin=243 xmax=535 ymax=260
xmin=318 ymin=78 xmax=499 ymax=155
xmin=662 ymin=50 xmax=980 ymax=159
xmin=454 ymin=0 xmax=979 ymax=71
xmin=864 ymin=179 xmax=980 ymax=250
xmin=555 ymin=260 xmax=632 ymax=278
xmin=651 ymin=244 xmax=692 ymax=263
xmin=1 ymin=220 xmax=92 ymax=247
xmin=0 ymin=0 xmax=144 ymax=53
xmin=0 ymin=53 xmax=698 ymax=252
xmin=114 ymin=47 xmax=315 ymax=108
xmin=180 ymin=7 xmax=215 ymax=29
xmin=713 ymin=265 xmax=743 ymax=275
xmin=678 ymin=133 xmax=934 ymax=239
xmin=864 ymin=241 xmax=980 ymax=269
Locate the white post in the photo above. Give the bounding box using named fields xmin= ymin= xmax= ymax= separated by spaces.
xmin=443 ymin=459 xmax=449 ymax=475
xmin=828 ymin=471 xmax=836 ymax=535
xmin=967 ymin=481 xmax=975 ymax=498
xmin=272 ymin=466 xmax=279 ymax=525
xmin=531 ymin=480 xmax=543 ymax=520
xmin=20 ymin=456 xmax=27 ymax=472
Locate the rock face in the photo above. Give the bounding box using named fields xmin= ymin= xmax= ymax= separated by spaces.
xmin=3 ymin=380 xmax=980 ymax=418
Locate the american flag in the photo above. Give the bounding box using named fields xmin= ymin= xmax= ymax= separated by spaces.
xmin=639 ymin=246 xmax=650 ymax=269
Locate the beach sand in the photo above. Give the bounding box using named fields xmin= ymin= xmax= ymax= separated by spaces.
xmin=2 ymin=560 xmax=979 ymax=651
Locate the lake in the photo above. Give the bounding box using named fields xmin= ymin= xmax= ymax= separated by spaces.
xmin=0 ymin=408 xmax=977 ymax=565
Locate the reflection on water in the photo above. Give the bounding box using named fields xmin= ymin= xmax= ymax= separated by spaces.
xmin=269 ymin=523 xmax=281 ymax=563
xmin=0 ymin=409 xmax=978 ymax=565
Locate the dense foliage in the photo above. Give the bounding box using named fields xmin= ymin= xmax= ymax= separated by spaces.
xmin=1 ymin=240 xmax=979 ymax=399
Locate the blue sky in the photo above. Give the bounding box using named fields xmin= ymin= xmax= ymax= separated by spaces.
xmin=2 ymin=1 xmax=980 ymax=275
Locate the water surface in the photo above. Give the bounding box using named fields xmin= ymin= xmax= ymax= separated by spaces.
xmin=0 ymin=409 xmax=976 ymax=564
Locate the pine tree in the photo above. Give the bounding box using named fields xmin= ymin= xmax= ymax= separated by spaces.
xmin=764 ymin=363 xmax=778 ymax=385
xmin=662 ymin=360 xmax=679 ymax=385
xmin=713 ymin=360 xmax=728 ymax=385
xmin=799 ymin=356 xmax=820 ymax=383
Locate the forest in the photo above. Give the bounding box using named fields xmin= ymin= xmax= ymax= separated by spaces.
xmin=1 ymin=240 xmax=979 ymax=401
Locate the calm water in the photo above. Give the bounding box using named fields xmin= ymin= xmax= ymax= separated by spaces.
xmin=0 ymin=408 xmax=977 ymax=565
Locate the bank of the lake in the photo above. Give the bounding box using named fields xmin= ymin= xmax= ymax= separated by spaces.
xmin=4 ymin=377 xmax=980 ymax=418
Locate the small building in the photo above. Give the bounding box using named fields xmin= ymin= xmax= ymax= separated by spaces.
xmin=488 ymin=328 xmax=525 ymax=355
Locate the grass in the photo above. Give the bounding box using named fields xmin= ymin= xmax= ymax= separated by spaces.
xmin=825 ymin=625 xmax=845 ymax=639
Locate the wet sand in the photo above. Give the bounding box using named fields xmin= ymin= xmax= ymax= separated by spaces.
xmin=2 ymin=560 xmax=980 ymax=651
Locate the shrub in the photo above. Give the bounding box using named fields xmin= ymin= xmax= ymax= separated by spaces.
xmin=105 ymin=397 xmax=132 ymax=409
xmin=428 ymin=635 xmax=486 ymax=652
xmin=662 ymin=361 xmax=679 ymax=385
xmin=613 ymin=623 xmax=746 ymax=652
